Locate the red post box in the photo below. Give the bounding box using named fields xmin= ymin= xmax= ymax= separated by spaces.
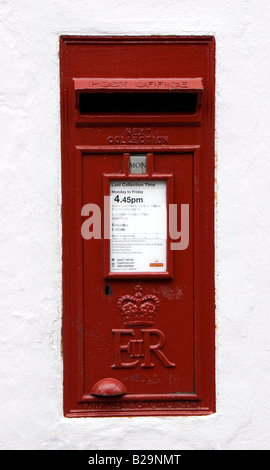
xmin=60 ymin=36 xmax=215 ymax=416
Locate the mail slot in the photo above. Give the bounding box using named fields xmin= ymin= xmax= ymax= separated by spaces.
xmin=60 ymin=36 xmax=215 ymax=417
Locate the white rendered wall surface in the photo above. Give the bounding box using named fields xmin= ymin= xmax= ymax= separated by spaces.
xmin=0 ymin=0 xmax=270 ymax=450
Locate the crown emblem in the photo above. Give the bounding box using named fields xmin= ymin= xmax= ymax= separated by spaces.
xmin=117 ymin=285 xmax=160 ymax=326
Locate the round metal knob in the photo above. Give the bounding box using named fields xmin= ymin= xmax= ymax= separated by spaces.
xmin=91 ymin=378 xmax=127 ymax=397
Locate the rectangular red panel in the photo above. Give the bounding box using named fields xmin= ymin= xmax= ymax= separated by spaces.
xmin=60 ymin=36 xmax=215 ymax=417
xmin=102 ymin=156 xmax=174 ymax=279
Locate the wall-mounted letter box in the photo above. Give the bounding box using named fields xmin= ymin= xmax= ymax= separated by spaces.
xmin=60 ymin=36 xmax=215 ymax=417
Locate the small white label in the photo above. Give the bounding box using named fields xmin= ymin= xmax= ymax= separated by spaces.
xmin=110 ymin=180 xmax=167 ymax=273
xmin=130 ymin=155 xmax=147 ymax=174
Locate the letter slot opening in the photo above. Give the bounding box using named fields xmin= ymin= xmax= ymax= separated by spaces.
xmin=79 ymin=92 xmax=198 ymax=115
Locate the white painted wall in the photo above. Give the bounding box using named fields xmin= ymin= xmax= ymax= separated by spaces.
xmin=1 ymin=0 xmax=270 ymax=450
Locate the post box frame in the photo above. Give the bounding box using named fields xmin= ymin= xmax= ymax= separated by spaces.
xmin=103 ymin=152 xmax=174 ymax=279
xmin=60 ymin=35 xmax=216 ymax=417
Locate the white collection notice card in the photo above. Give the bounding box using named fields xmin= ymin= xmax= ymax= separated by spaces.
xmin=110 ymin=180 xmax=167 ymax=273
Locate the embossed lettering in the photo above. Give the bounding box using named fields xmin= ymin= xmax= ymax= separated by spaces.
xmin=112 ymin=328 xmax=175 ymax=369
xmin=111 ymin=329 xmax=140 ymax=368
xmin=140 ymin=329 xmax=176 ymax=368
xmin=83 ymin=78 xmax=200 ymax=91
xmin=107 ymin=128 xmax=169 ymax=145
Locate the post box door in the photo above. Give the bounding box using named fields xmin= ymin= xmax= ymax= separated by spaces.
xmin=60 ymin=36 xmax=215 ymax=416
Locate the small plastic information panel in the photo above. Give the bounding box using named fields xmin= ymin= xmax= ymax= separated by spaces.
xmin=110 ymin=180 xmax=167 ymax=273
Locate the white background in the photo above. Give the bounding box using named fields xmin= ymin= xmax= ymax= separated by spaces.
xmin=0 ymin=0 xmax=270 ymax=450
